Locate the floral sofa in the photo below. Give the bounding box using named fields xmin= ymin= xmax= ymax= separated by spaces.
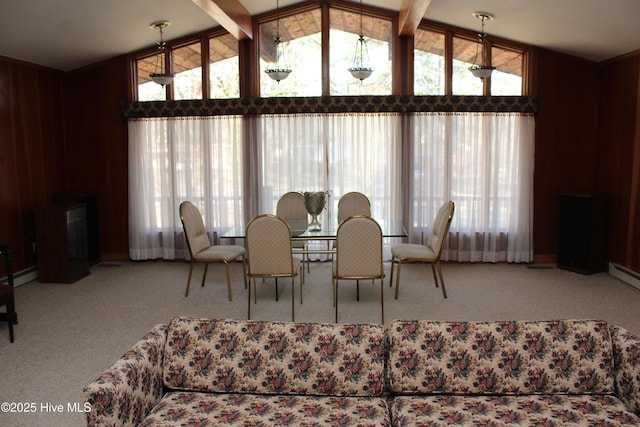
xmin=388 ymin=319 xmax=640 ymax=426
xmin=83 ymin=317 xmax=389 ymax=426
xmin=83 ymin=318 xmax=640 ymax=426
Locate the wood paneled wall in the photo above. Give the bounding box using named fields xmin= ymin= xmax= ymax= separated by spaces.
xmin=533 ymin=47 xmax=640 ymax=272
xmin=0 ymin=58 xmax=66 ymax=272
xmin=598 ymin=55 xmax=640 ymax=270
xmin=62 ymin=57 xmax=130 ymax=261
xmin=0 ymin=55 xmax=130 ymax=274
xmin=532 ymin=49 xmax=601 ymax=262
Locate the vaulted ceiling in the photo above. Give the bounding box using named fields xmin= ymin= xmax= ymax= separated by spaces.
xmin=1 ymin=0 xmax=639 ymax=72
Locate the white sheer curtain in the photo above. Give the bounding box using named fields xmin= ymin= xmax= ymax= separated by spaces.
xmin=256 ymin=113 xmax=402 ymax=259
xmin=410 ymin=112 xmax=535 ymax=262
xmin=256 ymin=113 xmax=402 ymax=257
xmin=127 ymin=112 xmax=533 ymax=263
xmin=128 ymin=116 xmax=244 ymax=260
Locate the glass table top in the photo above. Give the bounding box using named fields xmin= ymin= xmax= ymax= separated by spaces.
xmin=221 ymin=218 xmax=407 ymax=240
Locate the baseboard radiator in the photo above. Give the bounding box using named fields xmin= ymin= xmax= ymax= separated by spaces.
xmin=609 ymin=263 xmax=640 ymax=291
xmin=2 ymin=267 xmax=38 ymax=288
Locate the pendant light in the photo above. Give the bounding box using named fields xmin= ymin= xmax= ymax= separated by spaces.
xmin=265 ymin=0 xmax=292 ymax=82
xmin=149 ymin=21 xmax=174 ymax=86
xmin=348 ymin=0 xmax=373 ymax=81
xmin=469 ymin=12 xmax=496 ymax=79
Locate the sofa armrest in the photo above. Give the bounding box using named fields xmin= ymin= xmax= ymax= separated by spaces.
xmin=612 ymin=325 xmax=640 ymax=416
xmin=83 ymin=324 xmax=167 ymax=427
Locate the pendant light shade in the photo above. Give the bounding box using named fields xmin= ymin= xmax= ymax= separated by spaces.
xmin=469 ymin=12 xmax=496 ymax=80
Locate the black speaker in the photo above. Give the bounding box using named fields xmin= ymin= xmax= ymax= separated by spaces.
xmin=557 ymin=194 xmax=607 ymax=274
xmin=54 ymin=193 xmax=100 ymax=265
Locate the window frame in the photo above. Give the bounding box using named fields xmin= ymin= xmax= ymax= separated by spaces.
xmin=415 ymin=19 xmax=530 ymax=97
xmin=129 ymin=1 xmax=531 ymax=101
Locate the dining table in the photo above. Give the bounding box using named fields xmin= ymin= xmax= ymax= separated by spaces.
xmin=221 ymin=217 xmax=407 ymax=249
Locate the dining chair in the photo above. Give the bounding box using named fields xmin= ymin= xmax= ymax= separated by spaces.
xmin=334 ymin=191 xmax=373 ymax=293
xmin=337 ymin=191 xmax=371 ymax=222
xmin=179 ymin=201 xmax=247 ymax=301
xmin=276 ymin=192 xmax=309 ymax=274
xmin=0 ymin=244 xmax=17 ymax=342
xmin=245 ymin=214 xmax=303 ymax=321
xmin=333 ymin=215 xmax=385 ymax=324
xmin=389 ymin=200 xmax=455 ymax=299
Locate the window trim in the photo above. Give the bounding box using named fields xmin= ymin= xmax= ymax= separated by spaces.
xmin=417 ymin=19 xmax=530 ymax=96
xmin=129 ymin=1 xmax=531 ymax=101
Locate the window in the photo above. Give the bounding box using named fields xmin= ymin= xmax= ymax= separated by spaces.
xmin=136 ymin=54 xmax=166 ymax=101
xmin=128 ymin=116 xmax=244 ymax=260
xmin=259 ymin=8 xmax=322 ymax=97
xmin=490 ymin=45 xmax=523 ymax=95
xmin=129 ymin=111 xmax=535 ymax=262
xmin=410 ymin=112 xmax=534 ymax=262
xmin=256 ymin=113 xmax=402 ymax=259
xmin=173 ymin=41 xmax=203 ymax=100
xmin=209 ymin=33 xmax=240 ymax=99
xmin=414 ymin=28 xmax=445 ymax=95
xmin=128 ymin=4 xmax=535 ymax=263
xmin=452 ymin=35 xmax=483 ymax=95
xmin=132 ymin=5 xmax=528 ymax=100
xmin=329 ymin=8 xmax=392 ymax=95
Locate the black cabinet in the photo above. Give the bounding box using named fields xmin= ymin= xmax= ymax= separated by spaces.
xmin=36 ymin=202 xmax=91 ymax=283
xmin=557 ymin=194 xmax=608 ymax=274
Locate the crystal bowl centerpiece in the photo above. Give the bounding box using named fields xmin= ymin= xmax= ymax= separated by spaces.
xmin=303 ymin=191 xmax=330 ymax=231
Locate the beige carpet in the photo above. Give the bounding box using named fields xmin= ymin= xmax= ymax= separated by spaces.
xmin=1 ymin=260 xmax=639 ymax=426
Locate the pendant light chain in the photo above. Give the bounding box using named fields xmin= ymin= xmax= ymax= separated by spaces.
xmin=275 ymin=0 xmax=281 ymax=41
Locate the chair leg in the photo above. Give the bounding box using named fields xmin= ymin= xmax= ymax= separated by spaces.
xmin=247 ymin=277 xmax=251 ymax=319
xmin=185 ymin=262 xmax=195 ymax=297
xmin=394 ymin=261 xmax=403 ymax=300
xmin=253 ymin=278 xmax=257 ymax=304
xmin=332 ymin=276 xmax=336 ymax=307
xmin=201 ymin=263 xmax=209 ymax=287
xmin=299 ymin=266 xmax=303 ymax=305
xmin=224 ymin=262 xmax=232 ymax=301
xmin=389 ymin=256 xmax=395 ymax=287
xmin=334 ymin=279 xmax=339 ymax=323
xmin=380 ymin=278 xmax=384 ymax=325
xmin=291 ymin=278 xmax=295 ymax=322
xmin=356 ymin=280 xmax=360 ymax=301
xmin=436 ymin=260 xmax=447 ymax=299
xmin=7 ymin=299 xmax=15 ymax=343
xmin=242 ymin=256 xmax=248 ymax=289
xmin=431 ymin=263 xmax=439 ymax=288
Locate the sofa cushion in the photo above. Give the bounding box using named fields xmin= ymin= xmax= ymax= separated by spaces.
xmin=391 ymin=394 xmax=640 ymax=426
xmin=138 ymin=391 xmax=391 ymax=427
xmin=163 ymin=317 xmax=386 ymax=396
xmin=388 ymin=320 xmax=614 ymax=395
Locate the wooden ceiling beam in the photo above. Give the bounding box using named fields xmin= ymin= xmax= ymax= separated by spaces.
xmin=398 ymin=0 xmax=431 ymax=36
xmin=192 ymin=0 xmax=253 ymax=40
